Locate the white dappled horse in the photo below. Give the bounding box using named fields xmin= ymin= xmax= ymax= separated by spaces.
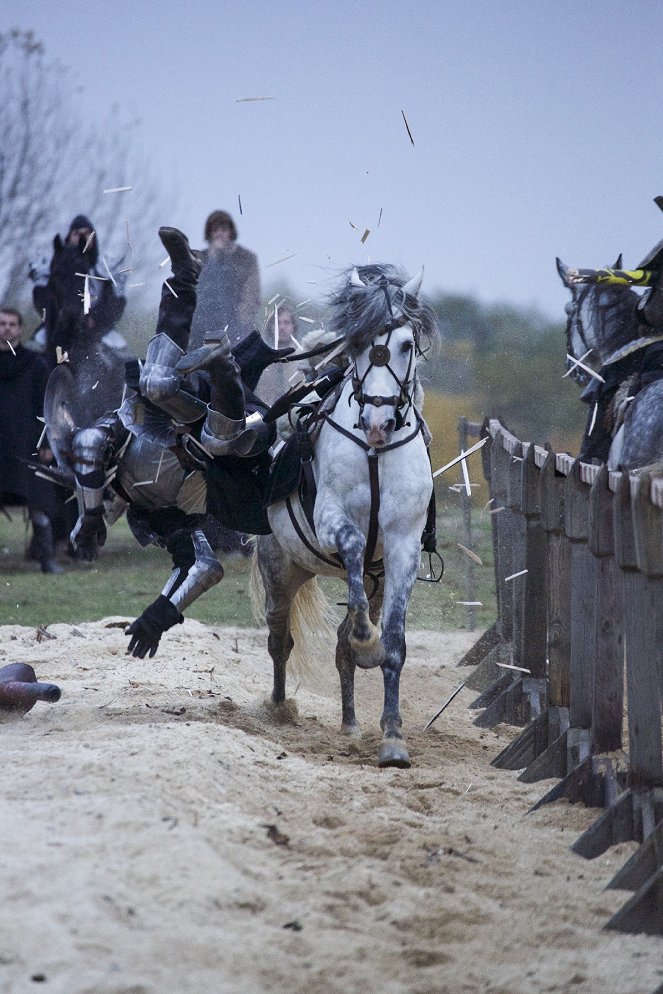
xmin=254 ymin=264 xmax=438 ymax=768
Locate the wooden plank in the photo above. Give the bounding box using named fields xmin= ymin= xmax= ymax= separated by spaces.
xmin=608 ymin=818 xmax=663 ymax=892
xmin=540 ymin=451 xmax=571 ymax=709
xmin=571 ymin=789 xmax=636 ymax=859
xmin=623 ymin=571 xmax=663 ymax=788
xmin=547 ymin=533 xmax=571 ymax=708
xmin=592 ymin=557 xmax=624 ymax=753
xmin=568 ymin=542 xmax=597 ymax=730
xmin=490 ymin=431 xmax=513 ymax=640
xmin=605 ymin=865 xmax=663 ymax=935
xmin=588 ymin=466 xmax=624 ymax=753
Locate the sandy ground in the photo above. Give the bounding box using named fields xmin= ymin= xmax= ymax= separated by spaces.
xmin=0 ymin=619 xmax=662 ymax=994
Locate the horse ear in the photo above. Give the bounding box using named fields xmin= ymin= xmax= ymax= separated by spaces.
xmin=53 ymin=234 xmax=63 ymax=251
xmin=613 ymin=254 xmax=623 ymax=269
xmin=556 ymin=257 xmax=573 ymax=286
xmin=402 ymin=267 xmax=424 ymax=298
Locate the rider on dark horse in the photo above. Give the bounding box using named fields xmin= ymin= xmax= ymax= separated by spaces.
xmin=578 ymin=238 xmax=663 ymax=463
xmin=30 ymin=214 xmax=129 ymax=368
xmin=67 ymin=227 xmax=291 ymax=657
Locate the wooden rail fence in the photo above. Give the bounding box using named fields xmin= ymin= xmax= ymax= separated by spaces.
xmin=462 ymin=417 xmax=663 ymax=936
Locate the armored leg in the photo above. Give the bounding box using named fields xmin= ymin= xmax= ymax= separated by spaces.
xmin=125 ymin=528 xmax=224 ymax=658
xmin=154 ymin=227 xmax=202 ymax=349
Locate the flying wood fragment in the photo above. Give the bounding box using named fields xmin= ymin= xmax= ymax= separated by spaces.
xmin=164 ymin=280 xmax=178 ymax=298
xmin=401 ymin=109 xmax=415 ymax=146
xmin=238 ymin=193 xmax=243 ymax=215
xmin=361 ymin=229 xmax=370 ymax=244
xmin=378 ymin=207 xmax=383 ymax=227
xmin=562 ymin=348 xmax=592 ymax=379
xmin=433 ymin=437 xmax=487 ymax=478
xmin=504 ymin=569 xmax=528 ymax=582
xmin=423 ymin=682 xmax=466 ymax=730
xmin=235 ymin=96 xmax=275 ymax=102
xmin=497 ymin=662 xmax=532 ymax=674
xmin=82 ymin=230 xmax=96 ymax=253
xmin=564 ymin=353 xmax=605 ymax=384
xmin=457 ymin=543 xmax=482 ymax=565
xmin=588 ymin=402 xmax=598 ymax=436
xmin=265 ymin=253 xmax=297 ymax=268
xmin=103 ymin=186 xmax=133 ymax=193
xmin=102 ymin=256 xmax=117 ymax=288
xmin=159 ymin=256 xmax=170 ymax=269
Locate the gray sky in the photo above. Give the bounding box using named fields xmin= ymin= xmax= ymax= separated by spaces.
xmin=3 ymin=0 xmax=663 ymax=319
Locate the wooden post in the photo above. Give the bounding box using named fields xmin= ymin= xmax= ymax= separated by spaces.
xmin=565 ymin=460 xmax=597 ymax=766
xmin=519 ymin=444 xmax=547 ymax=682
xmin=458 ymin=416 xmax=478 ymax=631
xmin=540 ymin=450 xmax=570 ymax=709
xmin=625 ymin=473 xmax=663 ymax=789
xmin=489 ymin=430 xmax=513 ymax=642
xmin=588 ymin=465 xmax=624 ymax=754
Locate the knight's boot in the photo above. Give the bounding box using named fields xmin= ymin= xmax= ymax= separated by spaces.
xmin=158 ymin=227 xmax=202 ymax=285
xmin=154 ymin=227 xmax=203 ymax=351
xmin=31 ymin=514 xmax=64 ymax=575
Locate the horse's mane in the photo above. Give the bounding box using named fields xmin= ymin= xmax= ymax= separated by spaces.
xmin=328 ymin=263 xmax=438 ymax=356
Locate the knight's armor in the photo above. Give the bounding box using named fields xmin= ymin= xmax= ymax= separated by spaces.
xmin=62 ymin=225 xmax=285 ymax=657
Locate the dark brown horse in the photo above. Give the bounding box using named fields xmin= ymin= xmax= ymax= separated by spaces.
xmin=45 ymin=235 xmax=129 ymax=422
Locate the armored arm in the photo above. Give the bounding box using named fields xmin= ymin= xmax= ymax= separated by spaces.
xmin=70 ymin=414 xmax=128 ymax=560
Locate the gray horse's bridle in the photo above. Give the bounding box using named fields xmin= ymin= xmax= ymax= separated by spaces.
xmin=565 ymin=283 xmax=598 ymax=381
xmin=350 ymin=284 xmax=420 ymax=431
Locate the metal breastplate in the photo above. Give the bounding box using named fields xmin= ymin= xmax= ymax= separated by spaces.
xmin=115 ymin=433 xmax=207 ymax=514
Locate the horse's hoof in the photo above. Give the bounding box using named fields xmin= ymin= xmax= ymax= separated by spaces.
xmin=352 ymin=639 xmax=385 ymax=669
xmin=341 ymin=722 xmax=362 ymax=738
xmin=378 ymin=738 xmax=411 ymax=769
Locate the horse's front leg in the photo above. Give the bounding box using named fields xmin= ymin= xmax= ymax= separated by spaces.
xmin=335 ymin=576 xmax=384 ymax=736
xmin=377 ymin=537 xmax=422 ymax=768
xmin=318 ymin=508 xmax=384 ymax=670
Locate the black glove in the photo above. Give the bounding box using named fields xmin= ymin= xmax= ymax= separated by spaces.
xmin=125 ymin=595 xmax=184 ymax=659
xmin=70 ymin=508 xmax=107 ymax=561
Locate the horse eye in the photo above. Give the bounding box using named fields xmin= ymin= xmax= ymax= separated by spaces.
xmin=401 ymin=341 xmax=413 ymax=354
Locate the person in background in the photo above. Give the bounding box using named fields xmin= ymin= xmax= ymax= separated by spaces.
xmin=257 ymin=303 xmax=300 ymax=406
xmin=0 ymin=307 xmax=63 ymax=573
xmin=189 ymin=210 xmax=260 ymax=350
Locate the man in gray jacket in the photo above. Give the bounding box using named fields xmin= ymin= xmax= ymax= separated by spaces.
xmin=190 ymin=210 xmax=260 ymax=349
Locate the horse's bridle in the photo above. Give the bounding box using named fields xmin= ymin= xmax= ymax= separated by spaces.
xmin=349 ymin=283 xmax=421 ymax=431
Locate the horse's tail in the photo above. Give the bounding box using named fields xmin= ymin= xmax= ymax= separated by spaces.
xmin=249 ymin=551 xmax=337 ymax=685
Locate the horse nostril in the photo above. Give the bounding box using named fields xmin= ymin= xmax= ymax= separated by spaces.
xmin=383 ymin=418 xmax=396 ymax=434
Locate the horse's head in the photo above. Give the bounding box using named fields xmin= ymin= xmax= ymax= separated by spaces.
xmin=556 ymin=255 xmax=641 ymax=380
xmin=330 ymin=264 xmax=437 ymax=448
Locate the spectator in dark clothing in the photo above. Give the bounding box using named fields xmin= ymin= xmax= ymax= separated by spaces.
xmin=0 ymin=307 xmax=62 ymax=573
xmin=189 ymin=210 xmax=260 ymax=349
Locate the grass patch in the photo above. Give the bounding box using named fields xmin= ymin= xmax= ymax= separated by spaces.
xmin=0 ymin=493 xmax=496 ymax=632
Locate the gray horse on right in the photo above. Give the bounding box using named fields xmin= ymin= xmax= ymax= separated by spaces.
xmin=557 ymin=246 xmax=663 ymax=470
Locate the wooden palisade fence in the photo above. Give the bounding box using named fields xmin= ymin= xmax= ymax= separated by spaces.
xmin=464 ymin=417 xmax=663 ymax=936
